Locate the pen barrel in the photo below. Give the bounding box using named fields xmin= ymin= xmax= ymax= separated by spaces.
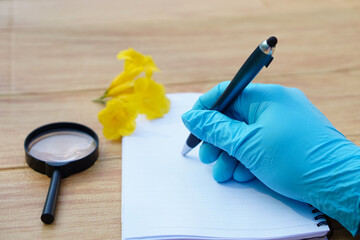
xmin=211 ymin=47 xmax=273 ymax=111
xmin=182 ymin=41 xmax=275 ymax=155
xmin=186 ymin=133 xmax=202 ymax=148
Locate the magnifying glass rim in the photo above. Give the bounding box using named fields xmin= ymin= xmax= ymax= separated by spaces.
xmin=24 ymin=122 xmax=99 ymax=178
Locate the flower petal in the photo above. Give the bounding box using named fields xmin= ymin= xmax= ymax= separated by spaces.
xmin=106 ymin=81 xmax=134 ymax=98
xmin=98 ymin=96 xmax=138 ymax=139
xmin=117 ymin=48 xmax=160 ymax=78
xmin=117 ymin=48 xmax=143 ymax=61
xmin=108 ymin=71 xmax=137 ymax=90
xmin=134 ymin=77 xmax=170 ymax=120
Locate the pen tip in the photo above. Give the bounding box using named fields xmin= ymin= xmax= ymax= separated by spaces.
xmin=267 ymin=36 xmax=278 ymax=48
xmin=181 ymin=144 xmax=192 ymax=156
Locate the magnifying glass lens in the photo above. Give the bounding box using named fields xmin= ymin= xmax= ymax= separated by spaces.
xmin=28 ymin=130 xmax=96 ymax=163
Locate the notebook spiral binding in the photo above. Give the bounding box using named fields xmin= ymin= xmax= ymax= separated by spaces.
xmin=310 ymin=206 xmax=328 ymax=227
xmin=310 ymin=205 xmax=334 ymax=239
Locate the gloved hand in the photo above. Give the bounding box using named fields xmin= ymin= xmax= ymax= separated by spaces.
xmin=182 ymin=82 xmax=360 ymax=236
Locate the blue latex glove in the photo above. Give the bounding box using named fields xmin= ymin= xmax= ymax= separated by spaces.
xmin=182 ymin=82 xmax=360 ymax=236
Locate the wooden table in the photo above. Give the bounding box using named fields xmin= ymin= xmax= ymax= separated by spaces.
xmin=0 ymin=0 xmax=359 ymax=239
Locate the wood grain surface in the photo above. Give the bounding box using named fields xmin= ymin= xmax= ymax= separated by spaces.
xmin=0 ymin=0 xmax=359 ymax=239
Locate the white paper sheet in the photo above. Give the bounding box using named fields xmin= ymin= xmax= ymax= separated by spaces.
xmin=122 ymin=93 xmax=329 ymax=240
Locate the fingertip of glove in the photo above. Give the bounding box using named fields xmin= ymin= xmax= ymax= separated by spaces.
xmin=181 ymin=111 xmax=192 ymax=126
xmin=212 ymin=152 xmax=238 ymax=183
xmin=233 ymin=164 xmax=255 ymax=183
xmin=213 ymin=169 xmax=233 ymax=183
xmin=199 ymin=142 xmax=221 ymax=164
xmin=181 ymin=109 xmax=206 ymax=127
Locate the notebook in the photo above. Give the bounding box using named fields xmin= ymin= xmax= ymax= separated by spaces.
xmin=121 ymin=93 xmax=330 ymax=240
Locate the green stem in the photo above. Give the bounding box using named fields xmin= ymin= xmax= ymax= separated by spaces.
xmin=93 ymin=91 xmax=108 ymax=104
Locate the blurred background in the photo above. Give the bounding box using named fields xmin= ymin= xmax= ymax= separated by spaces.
xmin=0 ymin=0 xmax=359 ymax=239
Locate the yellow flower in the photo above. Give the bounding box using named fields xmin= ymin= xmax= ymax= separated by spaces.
xmin=134 ymin=77 xmax=170 ymax=120
xmin=117 ymin=48 xmax=160 ymax=78
xmin=98 ymin=96 xmax=138 ymax=139
xmin=105 ymin=82 xmax=134 ymax=98
xmin=107 ymin=71 xmax=137 ymax=91
xmin=96 ymin=72 xmax=136 ymax=102
xmin=96 ymin=48 xmax=171 ymax=139
xmin=103 ymin=72 xmax=134 ymax=98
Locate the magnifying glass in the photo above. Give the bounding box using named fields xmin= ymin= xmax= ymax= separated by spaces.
xmin=24 ymin=122 xmax=99 ymax=224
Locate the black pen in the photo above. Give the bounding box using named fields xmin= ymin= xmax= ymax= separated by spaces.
xmin=182 ymin=36 xmax=278 ymax=155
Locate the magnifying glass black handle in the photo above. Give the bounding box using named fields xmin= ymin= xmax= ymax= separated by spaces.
xmin=41 ymin=169 xmax=61 ymax=224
